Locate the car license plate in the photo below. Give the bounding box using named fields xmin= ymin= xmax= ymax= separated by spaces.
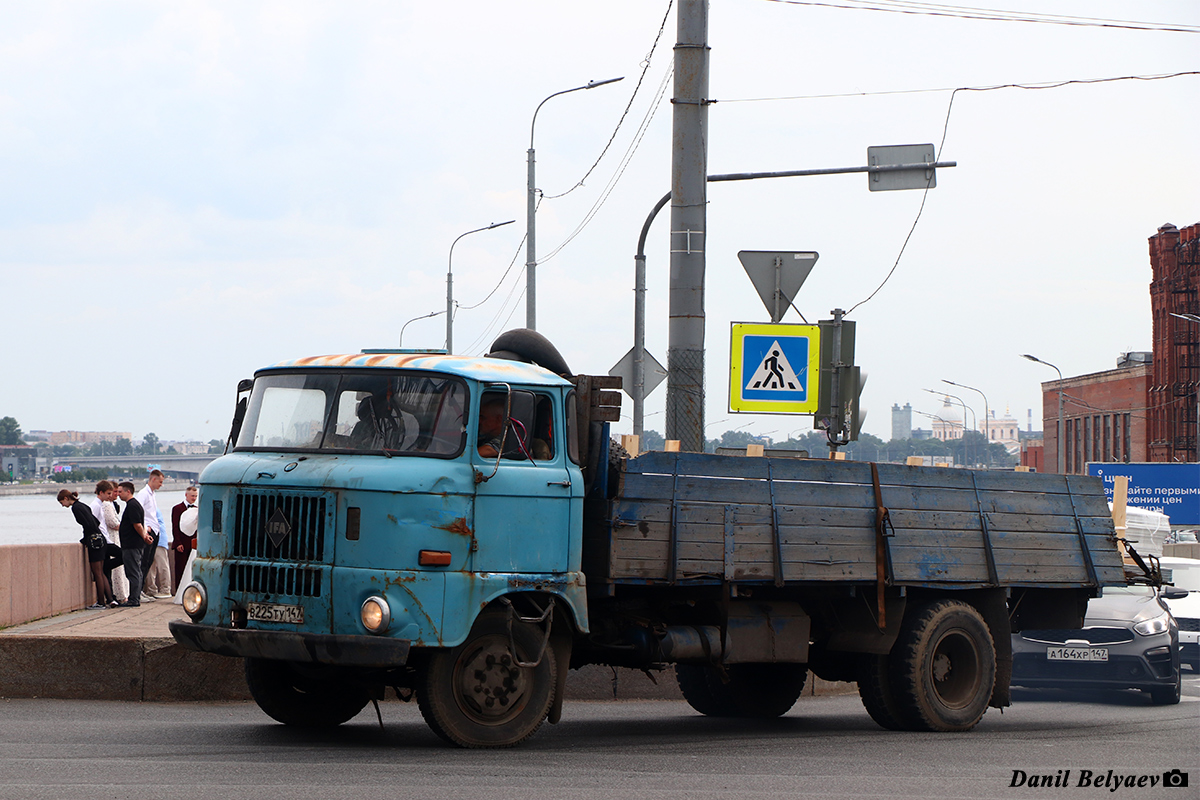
xmin=1046 ymin=646 xmax=1107 ymax=662
xmin=247 ymin=602 xmax=304 ymax=624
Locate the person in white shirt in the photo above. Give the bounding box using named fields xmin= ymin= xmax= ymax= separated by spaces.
xmin=90 ymin=480 xmax=128 ymax=604
xmin=135 ymin=470 xmax=171 ymax=600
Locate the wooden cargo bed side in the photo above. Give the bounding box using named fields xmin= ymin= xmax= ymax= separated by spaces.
xmin=597 ymin=451 xmax=1125 ymax=589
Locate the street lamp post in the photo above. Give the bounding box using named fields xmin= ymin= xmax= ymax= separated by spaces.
xmin=526 ymin=77 xmax=624 ymax=331
xmin=943 ymin=379 xmax=990 ymax=468
xmin=923 ymin=388 xmax=975 ymax=465
xmin=446 ymin=220 xmax=514 ymax=354
xmin=1021 ymin=354 xmax=1065 ymax=474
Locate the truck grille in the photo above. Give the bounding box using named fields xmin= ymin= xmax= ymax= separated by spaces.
xmin=1178 ymin=617 xmax=1200 ymax=632
xmin=230 ymin=562 xmax=323 ymax=598
xmin=232 ymin=492 xmax=328 ymax=562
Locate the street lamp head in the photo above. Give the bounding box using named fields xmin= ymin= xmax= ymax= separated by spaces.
xmin=487 ymin=219 xmax=516 ymax=230
xmin=586 ymin=77 xmax=625 ymax=90
xmin=1020 ymin=354 xmax=1040 ymax=363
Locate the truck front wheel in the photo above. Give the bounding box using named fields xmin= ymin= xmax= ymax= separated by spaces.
xmin=890 ymin=599 xmax=996 ymax=732
xmin=417 ymin=609 xmax=557 ymax=748
xmin=676 ymin=663 xmax=808 ymax=718
xmin=244 ymin=658 xmax=370 ymax=728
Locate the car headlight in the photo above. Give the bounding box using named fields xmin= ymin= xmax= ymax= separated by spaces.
xmin=181 ymin=582 xmax=207 ymax=620
xmin=361 ymin=596 xmax=391 ymax=634
xmin=1133 ymin=614 xmax=1169 ymax=636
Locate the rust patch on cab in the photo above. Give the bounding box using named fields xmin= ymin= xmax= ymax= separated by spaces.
xmin=435 ymin=517 xmax=473 ymax=536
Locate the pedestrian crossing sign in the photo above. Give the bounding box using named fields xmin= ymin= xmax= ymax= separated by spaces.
xmin=729 ymin=322 xmax=821 ymax=413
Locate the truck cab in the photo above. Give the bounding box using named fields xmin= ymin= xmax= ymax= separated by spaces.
xmin=172 ymin=352 xmax=590 ymax=739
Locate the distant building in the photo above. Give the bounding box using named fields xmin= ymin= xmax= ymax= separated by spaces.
xmin=1034 ymin=220 xmax=1197 ymax=473
xmin=49 ymin=430 xmax=132 ymax=446
xmin=982 ymin=406 xmax=1022 ymax=455
xmin=1040 ymin=358 xmax=1151 ymax=474
xmin=891 ymin=403 xmax=912 ymax=441
xmin=931 ymin=397 xmax=965 ymax=441
xmin=1020 ymin=437 xmax=1044 ymax=473
xmin=165 ymin=442 xmax=211 ymax=455
xmin=1 ymin=445 xmax=49 ymax=478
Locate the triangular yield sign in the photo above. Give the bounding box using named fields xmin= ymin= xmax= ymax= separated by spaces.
xmin=738 ymin=251 xmax=818 ymax=322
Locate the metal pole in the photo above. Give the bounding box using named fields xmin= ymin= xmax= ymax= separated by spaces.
xmin=446 ymin=266 xmax=454 ymax=354
xmin=944 ymin=379 xmax=990 ymax=468
xmin=666 ymin=0 xmax=709 ymax=452
xmin=630 ymin=159 xmax=957 ymax=442
xmin=447 ymin=219 xmax=515 ymax=354
xmin=526 ymin=77 xmax=623 ymax=332
xmin=1021 ymin=354 xmax=1064 ymax=474
xmin=634 ymin=191 xmax=672 ymax=440
xmin=526 ymin=146 xmax=536 ymax=330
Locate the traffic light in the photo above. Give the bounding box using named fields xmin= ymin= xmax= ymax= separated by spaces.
xmin=840 ymin=366 xmax=867 ymax=442
xmin=814 ymin=314 xmax=866 ymax=443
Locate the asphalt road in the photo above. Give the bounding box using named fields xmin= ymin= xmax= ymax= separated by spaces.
xmin=0 ymin=681 xmax=1196 ymax=800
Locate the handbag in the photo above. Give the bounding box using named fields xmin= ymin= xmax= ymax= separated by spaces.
xmin=87 ymin=532 xmax=106 ymax=551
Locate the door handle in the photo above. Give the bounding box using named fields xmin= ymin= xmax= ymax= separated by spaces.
xmin=547 ymin=480 xmax=571 ymax=487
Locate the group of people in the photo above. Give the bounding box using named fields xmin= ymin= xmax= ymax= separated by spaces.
xmin=56 ymin=470 xmax=199 ymax=610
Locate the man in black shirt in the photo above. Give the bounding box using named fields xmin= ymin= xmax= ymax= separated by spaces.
xmin=116 ymin=481 xmax=152 ymax=607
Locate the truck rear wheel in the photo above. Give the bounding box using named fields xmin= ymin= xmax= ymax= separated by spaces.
xmin=857 ymin=654 xmax=908 ymax=731
xmin=890 ymin=599 xmax=995 ymax=732
xmin=417 ymin=609 xmax=557 ymax=748
xmin=676 ymin=663 xmax=808 ymax=718
xmin=244 ymin=658 xmax=369 ymax=728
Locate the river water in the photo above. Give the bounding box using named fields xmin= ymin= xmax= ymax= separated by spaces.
xmin=0 ymin=490 xmax=187 ymax=546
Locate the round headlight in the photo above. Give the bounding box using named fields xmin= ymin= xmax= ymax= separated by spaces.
xmin=361 ymin=596 xmax=391 ymax=634
xmin=181 ymin=582 xmax=207 ymax=620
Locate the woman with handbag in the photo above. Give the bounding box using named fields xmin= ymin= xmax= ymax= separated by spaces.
xmin=57 ymin=489 xmax=116 ymax=609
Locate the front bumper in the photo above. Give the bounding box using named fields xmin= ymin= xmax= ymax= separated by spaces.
xmin=169 ymin=621 xmax=411 ymax=668
xmin=1010 ymin=632 xmax=1178 ymax=693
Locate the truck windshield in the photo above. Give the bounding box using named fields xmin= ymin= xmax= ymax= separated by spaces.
xmin=235 ymin=371 xmax=468 ymax=457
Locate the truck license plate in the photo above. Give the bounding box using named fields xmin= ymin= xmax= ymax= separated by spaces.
xmin=247 ymin=602 xmax=304 ymax=624
xmin=1047 ymin=646 xmax=1107 ymax=662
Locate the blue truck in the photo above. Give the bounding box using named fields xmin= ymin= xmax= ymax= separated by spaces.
xmin=170 ymin=338 xmax=1127 ymax=747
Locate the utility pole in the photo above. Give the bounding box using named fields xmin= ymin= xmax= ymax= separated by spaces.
xmin=665 ymin=0 xmax=709 ymax=452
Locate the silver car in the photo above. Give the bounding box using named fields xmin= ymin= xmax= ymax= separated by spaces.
xmin=1011 ymin=585 xmax=1184 ymax=705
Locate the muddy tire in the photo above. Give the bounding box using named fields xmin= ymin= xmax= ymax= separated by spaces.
xmin=244 ymin=658 xmax=369 ymax=728
xmin=417 ymin=609 xmax=556 ymax=748
xmin=857 ymin=654 xmax=908 ymax=731
xmin=890 ymin=599 xmax=996 ymax=732
xmin=676 ymin=663 xmax=808 ymax=718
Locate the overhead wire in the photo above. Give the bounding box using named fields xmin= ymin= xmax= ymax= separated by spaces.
xmin=844 ymin=71 xmax=1199 ymax=315
xmin=719 ymin=71 xmax=1200 ymax=104
xmin=758 ymin=0 xmax=1200 ymax=34
xmin=541 ymin=0 xmax=675 ymax=200
xmin=537 ymin=62 xmax=674 ymax=265
xmin=452 ymin=0 xmax=675 ymax=353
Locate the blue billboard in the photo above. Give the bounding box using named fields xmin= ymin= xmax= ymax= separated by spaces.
xmin=1087 ymin=462 xmax=1200 ymax=526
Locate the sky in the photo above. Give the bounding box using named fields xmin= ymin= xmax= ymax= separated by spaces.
xmin=2 ymin=1 xmax=1197 ymax=446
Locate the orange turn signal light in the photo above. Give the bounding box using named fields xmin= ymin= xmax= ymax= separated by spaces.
xmin=419 ymin=549 xmax=453 ymax=567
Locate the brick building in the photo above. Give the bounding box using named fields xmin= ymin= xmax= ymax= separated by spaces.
xmin=1036 ymin=221 xmax=1198 ymax=473
xmin=1041 ymin=362 xmax=1151 ymax=474
xmin=1147 ymin=222 xmax=1199 ymax=463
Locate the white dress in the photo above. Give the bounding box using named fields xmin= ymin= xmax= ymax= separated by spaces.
xmin=172 ymin=506 xmax=199 ymax=604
